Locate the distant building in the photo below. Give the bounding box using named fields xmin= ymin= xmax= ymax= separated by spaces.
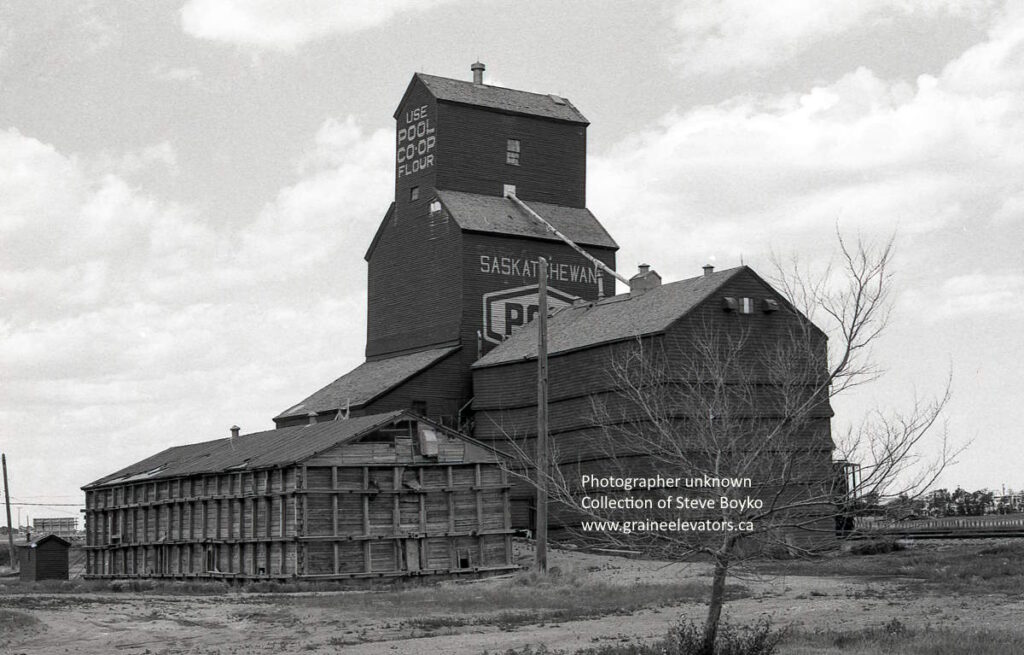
xmin=33 ymin=517 xmax=78 ymax=540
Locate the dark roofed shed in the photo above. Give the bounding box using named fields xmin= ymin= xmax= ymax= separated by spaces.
xmin=18 ymin=534 xmax=70 ymax=582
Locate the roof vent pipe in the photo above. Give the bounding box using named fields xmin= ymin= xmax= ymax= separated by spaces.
xmin=471 ymin=61 xmax=485 ymax=85
xmin=703 ymin=264 xmax=714 ymax=277
xmin=230 ymin=425 xmax=240 ymax=439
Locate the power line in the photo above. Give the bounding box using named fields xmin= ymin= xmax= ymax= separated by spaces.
xmin=7 ymin=502 xmax=83 ymax=507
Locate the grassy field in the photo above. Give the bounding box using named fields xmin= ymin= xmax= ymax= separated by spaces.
xmin=751 ymin=539 xmax=1024 ymax=595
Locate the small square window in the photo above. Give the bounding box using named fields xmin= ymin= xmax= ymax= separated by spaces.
xmin=740 ymin=297 xmax=754 ymax=314
xmin=503 ymin=184 xmax=516 ymax=198
xmin=506 ymin=139 xmax=520 ymax=165
xmin=409 ymin=186 xmax=419 ymax=201
xmin=429 ymin=199 xmax=442 ymax=213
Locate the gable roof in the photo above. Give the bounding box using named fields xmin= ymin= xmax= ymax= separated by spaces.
xmin=20 ymin=534 xmax=71 ymax=548
xmin=84 ymin=412 xmax=408 ymax=488
xmin=437 ymin=190 xmax=617 ymax=249
xmin=401 ymin=73 xmax=588 ymax=124
xmin=275 ymin=346 xmax=459 ymax=420
xmin=474 ymin=267 xmax=746 ymax=367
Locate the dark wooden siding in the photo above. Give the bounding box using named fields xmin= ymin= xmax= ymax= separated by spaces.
xmin=365 ymin=203 xmax=463 ymax=358
xmin=435 ymin=102 xmax=586 ymax=207
xmin=361 ymin=347 xmax=470 ymax=425
xmin=19 ymin=540 xmax=69 ymax=582
xmin=367 ymin=80 xmax=454 ymax=359
xmin=367 ymin=227 xmax=616 ymax=415
xmin=665 ymin=269 xmax=830 ymax=384
xmin=471 ymin=269 xmax=835 ymax=531
xmin=275 ymin=351 xmax=469 ymax=429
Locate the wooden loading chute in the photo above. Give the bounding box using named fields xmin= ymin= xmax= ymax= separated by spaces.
xmin=506 ymin=192 xmax=630 ymax=295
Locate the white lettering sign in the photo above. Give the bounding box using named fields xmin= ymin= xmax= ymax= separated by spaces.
xmin=478 ymin=255 xmax=600 ymax=285
xmin=397 ymin=104 xmax=436 ymax=178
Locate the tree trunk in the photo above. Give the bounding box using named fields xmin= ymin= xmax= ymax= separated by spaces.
xmin=701 ymin=555 xmax=730 ymax=655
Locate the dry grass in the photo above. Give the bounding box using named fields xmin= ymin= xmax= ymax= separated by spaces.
xmin=752 ymin=540 xmax=1024 ymax=595
xmin=488 ymin=619 xmax=1024 ymax=655
xmin=0 ymin=607 xmax=43 ymax=647
xmin=484 ymin=617 xmax=785 ymax=654
xmin=782 ymin=620 xmax=1024 ymax=654
xmin=289 ymin=567 xmax=742 ymax=621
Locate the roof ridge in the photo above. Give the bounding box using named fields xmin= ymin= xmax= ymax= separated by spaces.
xmin=415 ymin=72 xmax=570 ymax=102
xmin=274 ymin=345 xmax=460 ymax=420
xmin=473 ymin=266 xmax=751 ymax=368
xmin=84 ymin=411 xmax=412 ymax=488
xmin=410 ymin=73 xmax=588 ymax=124
xmin=434 ymin=189 xmax=617 ymax=249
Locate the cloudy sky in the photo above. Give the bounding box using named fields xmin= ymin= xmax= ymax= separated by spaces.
xmin=2 ymin=0 xmax=1022 ymax=523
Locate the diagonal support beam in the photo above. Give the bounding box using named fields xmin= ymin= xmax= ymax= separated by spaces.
xmin=506 ymin=193 xmax=631 ymax=287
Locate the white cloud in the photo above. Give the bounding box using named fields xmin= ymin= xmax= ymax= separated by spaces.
xmin=0 ymin=117 xmax=390 ymax=500
xmin=180 ymin=0 xmax=455 ymax=50
xmin=671 ymin=0 xmax=992 ymax=75
xmin=590 ymin=9 xmax=1024 ymax=284
xmin=152 ymin=65 xmax=204 ymax=83
xmin=933 ymin=272 xmax=1024 ymax=319
xmin=89 ymin=141 xmax=179 ymax=180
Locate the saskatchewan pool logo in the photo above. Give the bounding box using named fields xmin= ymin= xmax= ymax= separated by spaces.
xmin=482 ymin=284 xmax=577 ymax=344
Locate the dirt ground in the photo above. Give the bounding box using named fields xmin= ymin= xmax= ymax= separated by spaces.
xmin=1 ymin=544 xmax=1022 ymax=655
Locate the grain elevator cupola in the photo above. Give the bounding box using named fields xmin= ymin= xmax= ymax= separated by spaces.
xmin=273 ymin=65 xmax=618 ymax=428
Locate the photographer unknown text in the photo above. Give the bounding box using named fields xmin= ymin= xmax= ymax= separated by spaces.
xmin=577 ymin=474 xmax=761 ymax=535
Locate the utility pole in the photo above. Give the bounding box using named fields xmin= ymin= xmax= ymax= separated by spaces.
xmin=536 ymin=258 xmax=549 ymax=572
xmin=3 ymin=454 xmax=15 ymax=570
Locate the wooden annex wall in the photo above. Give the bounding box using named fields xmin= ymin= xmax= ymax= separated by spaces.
xmin=471 ymin=269 xmax=837 ymax=537
xmin=84 ymin=461 xmax=514 ymax=580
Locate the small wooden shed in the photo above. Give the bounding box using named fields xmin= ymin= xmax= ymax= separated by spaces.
xmin=19 ymin=534 xmax=71 ymax=582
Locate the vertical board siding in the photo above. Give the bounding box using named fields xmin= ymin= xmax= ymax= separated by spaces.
xmin=85 ymin=458 xmax=516 ymax=579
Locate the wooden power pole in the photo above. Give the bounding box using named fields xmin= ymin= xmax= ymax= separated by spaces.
xmin=536 ymin=258 xmax=549 ymax=572
xmin=2 ymin=454 xmax=14 ymax=570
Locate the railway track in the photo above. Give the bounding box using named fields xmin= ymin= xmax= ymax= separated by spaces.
xmin=849 ymin=515 xmax=1024 ymax=540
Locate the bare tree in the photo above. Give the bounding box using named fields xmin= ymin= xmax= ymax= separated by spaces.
xmin=497 ymin=233 xmax=956 ymax=654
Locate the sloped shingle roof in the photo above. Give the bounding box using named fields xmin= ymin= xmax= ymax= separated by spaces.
xmin=275 ymin=346 xmax=459 ymax=420
xmin=413 ymin=73 xmax=588 ymax=124
xmin=20 ymin=534 xmax=71 ymax=548
xmin=437 ymin=190 xmax=617 ymax=250
xmin=474 ymin=267 xmax=745 ymax=367
xmin=84 ymin=412 xmax=407 ymax=488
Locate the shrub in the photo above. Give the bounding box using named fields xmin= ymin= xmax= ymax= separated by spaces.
xmin=848 ymin=540 xmax=905 ymax=555
xmin=661 ymin=617 xmax=785 ymax=655
xmin=487 ymin=617 xmax=785 ymax=655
